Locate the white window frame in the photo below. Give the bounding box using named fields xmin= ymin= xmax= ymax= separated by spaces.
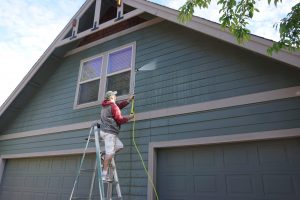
xmin=74 ymin=42 xmax=136 ymax=109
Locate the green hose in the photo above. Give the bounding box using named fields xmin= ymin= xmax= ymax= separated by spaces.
xmin=131 ymin=98 xmax=159 ymax=200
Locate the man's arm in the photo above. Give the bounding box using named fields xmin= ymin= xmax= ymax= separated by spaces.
xmin=111 ymin=104 xmax=129 ymax=125
xmin=116 ymin=100 xmax=129 ymax=110
xmin=116 ymin=95 xmax=134 ymax=109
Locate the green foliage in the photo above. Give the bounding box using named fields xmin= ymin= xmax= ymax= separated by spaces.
xmin=178 ymin=0 xmax=212 ymax=22
xmin=267 ymin=3 xmax=300 ymax=55
xmin=178 ymin=0 xmax=300 ymax=54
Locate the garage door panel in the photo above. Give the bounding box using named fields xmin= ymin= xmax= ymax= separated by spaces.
xmin=262 ymin=174 xmax=296 ymax=195
xmin=62 ymin=175 xmax=77 ymax=190
xmin=0 ymin=154 xmax=98 ymax=200
xmin=158 ymin=149 xmax=193 ymax=173
xmin=193 ymin=146 xmax=219 ymax=169
xmin=157 ymin=138 xmax=300 ymax=200
xmin=46 ymin=192 xmax=60 ymax=200
xmin=48 ymin=176 xmax=62 ymax=190
xmin=258 ymin=141 xmax=287 ymax=164
xmin=223 ymin=144 xmax=253 ymax=167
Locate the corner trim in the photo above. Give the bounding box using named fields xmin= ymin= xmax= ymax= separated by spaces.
xmin=147 ymin=127 xmax=300 ymax=200
xmin=1 ymin=85 xmax=300 ymax=141
xmin=0 ymin=158 xmax=5 ymax=184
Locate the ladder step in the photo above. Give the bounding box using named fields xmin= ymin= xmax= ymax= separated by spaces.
xmin=80 ymin=169 xmax=96 ymax=173
xmin=85 ymin=137 xmax=104 ymax=142
xmin=85 ymin=137 xmax=95 ymax=141
xmin=102 ymin=179 xmax=117 ymax=183
xmin=71 ymin=197 xmax=121 ymax=200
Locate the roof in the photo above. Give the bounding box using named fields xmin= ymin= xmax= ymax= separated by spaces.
xmin=1 ymin=0 xmax=299 ymax=120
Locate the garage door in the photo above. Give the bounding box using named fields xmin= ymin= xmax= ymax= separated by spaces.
xmin=0 ymin=154 xmax=99 ymax=200
xmin=157 ymin=138 xmax=300 ymax=200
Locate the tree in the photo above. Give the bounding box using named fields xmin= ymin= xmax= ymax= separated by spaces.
xmin=178 ymin=0 xmax=300 ymax=55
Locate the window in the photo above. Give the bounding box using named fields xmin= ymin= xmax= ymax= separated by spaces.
xmin=106 ymin=46 xmax=132 ymax=96
xmin=77 ymin=57 xmax=103 ymax=105
xmin=75 ymin=43 xmax=135 ymax=108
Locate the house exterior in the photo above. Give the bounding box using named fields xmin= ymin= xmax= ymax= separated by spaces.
xmin=1 ymin=0 xmax=300 ymax=199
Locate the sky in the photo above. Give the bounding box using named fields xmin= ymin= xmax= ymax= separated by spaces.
xmin=0 ymin=0 xmax=296 ymax=107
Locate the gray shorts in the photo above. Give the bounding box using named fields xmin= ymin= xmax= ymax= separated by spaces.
xmin=100 ymin=130 xmax=123 ymax=155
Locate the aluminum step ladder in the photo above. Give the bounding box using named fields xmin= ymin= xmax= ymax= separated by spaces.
xmin=69 ymin=123 xmax=122 ymax=200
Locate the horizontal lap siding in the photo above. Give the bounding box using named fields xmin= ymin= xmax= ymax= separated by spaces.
xmin=134 ymin=23 xmax=300 ymax=112
xmin=1 ymin=97 xmax=300 ymax=199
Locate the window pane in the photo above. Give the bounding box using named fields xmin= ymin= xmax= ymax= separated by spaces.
xmin=106 ymin=71 xmax=130 ymax=96
xmin=78 ymin=80 xmax=99 ymax=104
xmin=80 ymin=57 xmax=102 ymax=81
xmin=108 ymin=47 xmax=132 ymax=74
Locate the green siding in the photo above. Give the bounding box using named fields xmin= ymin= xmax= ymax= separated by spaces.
xmin=1 ymin=97 xmax=300 ymax=199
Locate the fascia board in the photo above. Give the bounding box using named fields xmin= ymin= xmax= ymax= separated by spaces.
xmin=125 ymin=0 xmax=300 ymax=68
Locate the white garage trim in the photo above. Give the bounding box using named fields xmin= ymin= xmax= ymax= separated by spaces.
xmin=147 ymin=127 xmax=300 ymax=200
xmin=1 ymin=85 xmax=300 ymax=141
xmin=0 ymin=158 xmax=5 ymax=184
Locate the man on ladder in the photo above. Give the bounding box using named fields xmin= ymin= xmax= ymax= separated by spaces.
xmin=99 ymin=91 xmax=134 ymax=181
xmin=69 ymin=91 xmax=134 ymax=200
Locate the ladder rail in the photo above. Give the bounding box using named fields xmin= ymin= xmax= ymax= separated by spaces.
xmin=111 ymin=158 xmax=122 ymax=198
xmin=69 ymin=126 xmax=94 ymax=200
xmin=88 ymin=161 xmax=97 ymax=199
xmin=70 ymin=123 xmax=122 ymax=200
xmin=94 ymin=125 xmax=105 ymax=199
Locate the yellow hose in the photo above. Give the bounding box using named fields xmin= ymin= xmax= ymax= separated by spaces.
xmin=131 ymin=99 xmax=159 ymax=200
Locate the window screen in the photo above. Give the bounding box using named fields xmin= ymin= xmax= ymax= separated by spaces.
xmin=106 ymin=46 xmax=132 ymax=96
xmin=107 ymin=47 xmax=132 ymax=74
xmin=77 ymin=57 xmax=102 ymax=105
xmin=78 ymin=80 xmax=100 ymax=104
xmin=81 ymin=57 xmax=102 ymax=81
xmin=106 ymin=71 xmax=130 ymax=96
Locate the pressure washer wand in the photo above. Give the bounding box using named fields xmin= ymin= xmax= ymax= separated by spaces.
xmin=130 ymin=96 xmax=135 ymax=115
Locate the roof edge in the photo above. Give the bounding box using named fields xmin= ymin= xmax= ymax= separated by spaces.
xmin=127 ymin=0 xmax=300 ymax=68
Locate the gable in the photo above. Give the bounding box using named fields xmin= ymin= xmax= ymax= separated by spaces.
xmin=1 ymin=20 xmax=300 ymax=135
xmin=0 ymin=0 xmax=299 ymax=132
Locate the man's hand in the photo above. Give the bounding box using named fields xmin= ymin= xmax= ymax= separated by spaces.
xmin=128 ymin=113 xmax=135 ymax=120
xmin=127 ymin=95 xmax=134 ymax=102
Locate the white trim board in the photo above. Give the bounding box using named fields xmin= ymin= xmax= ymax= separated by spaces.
xmin=0 ymin=147 xmax=96 ymax=159
xmin=1 ymin=85 xmax=300 ymax=141
xmin=147 ymin=127 xmax=300 ymax=200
